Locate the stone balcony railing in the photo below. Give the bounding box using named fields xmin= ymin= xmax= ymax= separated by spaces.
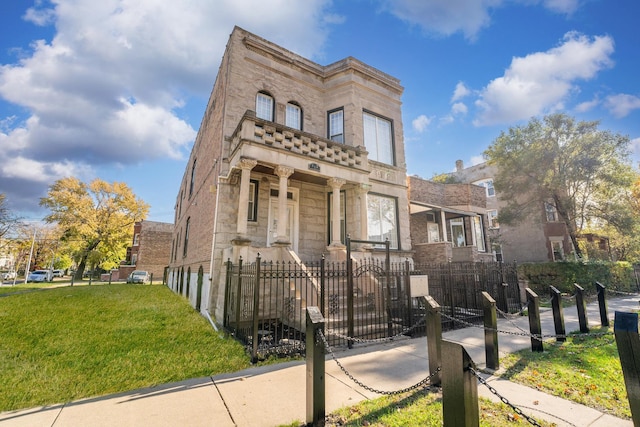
xmin=229 ymin=111 xmax=368 ymax=170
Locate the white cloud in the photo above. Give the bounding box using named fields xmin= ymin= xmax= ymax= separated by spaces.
xmin=604 ymin=94 xmax=640 ymax=119
xmin=380 ymin=0 xmax=582 ymax=40
xmin=469 ymin=155 xmax=484 ymax=166
xmin=452 ymin=82 xmax=471 ymax=102
xmin=474 ymin=32 xmax=614 ymax=126
xmin=0 ymin=0 xmax=335 ymax=211
xmin=574 ymin=97 xmax=600 ymax=113
xmin=412 ymin=114 xmax=433 ymax=133
xmin=451 ymin=102 xmax=468 ymax=115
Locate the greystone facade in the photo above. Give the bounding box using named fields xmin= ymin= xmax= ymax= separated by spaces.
xmin=168 ymin=27 xmax=413 ymax=319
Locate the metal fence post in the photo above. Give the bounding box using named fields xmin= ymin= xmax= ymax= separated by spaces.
xmin=596 ymin=281 xmax=610 ymax=327
xmin=442 ymin=339 xmax=479 ymax=427
xmin=614 ymin=311 xmax=640 ymax=425
xmin=482 ymin=291 xmax=499 ymax=370
xmin=424 ymin=295 xmax=442 ymax=386
xmin=346 ymin=236 xmax=354 ymax=349
xmin=320 ymin=255 xmax=325 ymax=315
xmin=251 ymin=255 xmax=262 ymax=363
xmin=550 ymin=286 xmax=566 ymax=342
xmin=575 ymin=283 xmax=589 ymax=333
xmin=234 ymin=257 xmax=244 ymax=333
xmin=405 ymin=259 xmax=413 ymax=329
xmin=499 ymin=283 xmax=509 ymax=313
xmin=526 ymin=288 xmax=543 ymax=352
xmin=306 ymin=306 xmax=325 ymax=427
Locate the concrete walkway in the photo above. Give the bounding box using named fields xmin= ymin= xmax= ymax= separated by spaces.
xmin=1 ymin=295 xmax=637 ymax=426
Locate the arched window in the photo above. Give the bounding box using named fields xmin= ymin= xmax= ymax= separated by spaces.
xmin=286 ymin=102 xmax=302 ymax=130
xmin=256 ymin=92 xmax=274 ymax=121
xmin=189 ymin=159 xmax=197 ymax=198
xmin=183 ymin=218 xmax=190 ymax=257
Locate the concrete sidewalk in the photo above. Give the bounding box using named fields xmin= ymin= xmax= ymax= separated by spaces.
xmin=1 ymin=296 xmax=637 ymax=426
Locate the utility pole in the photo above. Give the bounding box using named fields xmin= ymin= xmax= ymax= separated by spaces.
xmin=24 ymin=229 xmax=36 ymax=284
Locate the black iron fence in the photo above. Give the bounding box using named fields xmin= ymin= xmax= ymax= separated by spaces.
xmin=223 ymin=254 xmax=522 ymax=360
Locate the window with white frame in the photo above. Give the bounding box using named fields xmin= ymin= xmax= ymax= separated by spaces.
xmin=545 ymin=202 xmax=558 ymax=222
xmin=363 ymin=111 xmax=394 ymax=165
xmin=256 ymin=92 xmax=274 ymax=121
xmin=450 ymin=218 xmax=465 ymax=247
xmin=474 ymin=179 xmax=495 ymax=197
xmin=473 ymin=216 xmax=486 ymax=252
xmin=133 ymin=233 xmax=140 ymax=246
xmin=248 ymin=180 xmax=258 ymax=221
xmin=286 ymin=103 xmax=301 ymax=130
xmin=487 ymin=209 xmax=499 ymax=228
xmin=328 ymin=108 xmax=344 ymax=143
xmin=367 ymin=194 xmax=398 ymax=249
xmin=550 ymin=238 xmax=564 ymax=261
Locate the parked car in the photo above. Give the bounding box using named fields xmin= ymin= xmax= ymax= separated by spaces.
xmin=52 ymin=269 xmax=65 ymax=278
xmin=27 ymin=270 xmax=53 ymax=282
xmin=127 ymin=270 xmax=150 ymax=284
xmin=2 ymin=271 xmax=16 ymax=280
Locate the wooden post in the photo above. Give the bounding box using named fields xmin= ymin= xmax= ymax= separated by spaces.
xmin=442 ymin=340 xmax=479 ymax=427
xmin=482 ymin=292 xmax=499 ymax=370
xmin=575 ymin=284 xmax=589 ymax=333
xmin=550 ymin=286 xmax=566 ymax=342
xmin=596 ymin=282 xmax=610 ymax=327
xmin=424 ymin=295 xmax=442 ymax=387
xmin=526 ymin=288 xmax=543 ymax=352
xmin=306 ymin=307 xmax=325 ymax=427
xmin=614 ymin=311 xmax=640 ymax=425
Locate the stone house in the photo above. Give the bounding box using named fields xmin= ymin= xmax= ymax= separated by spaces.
xmin=450 ymin=160 xmax=574 ymax=263
xmin=408 ymin=175 xmax=494 ymax=264
xmin=168 ymin=27 xmax=413 ymax=319
xmin=117 ymin=220 xmax=173 ymax=281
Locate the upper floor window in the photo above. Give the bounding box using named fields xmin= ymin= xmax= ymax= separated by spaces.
xmin=328 ymin=108 xmax=344 ymax=143
xmin=189 ymin=159 xmax=197 ymax=198
xmin=363 ymin=111 xmax=394 ymax=165
xmin=474 ymin=179 xmax=495 ymax=197
xmin=133 ymin=233 xmax=140 ymax=246
xmin=248 ymin=180 xmax=259 ymax=221
xmin=545 ymin=202 xmax=558 ymax=222
xmin=256 ymin=92 xmax=274 ymax=121
xmin=286 ymin=102 xmax=302 ymax=130
xmin=183 ymin=218 xmax=190 ymax=257
xmin=487 ymin=209 xmax=499 ymax=228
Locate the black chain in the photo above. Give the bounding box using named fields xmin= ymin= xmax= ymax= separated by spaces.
xmin=470 ymin=367 xmax=544 ymax=427
xmin=318 ymin=329 xmax=440 ymax=395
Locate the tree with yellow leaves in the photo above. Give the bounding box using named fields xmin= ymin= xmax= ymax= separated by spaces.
xmin=40 ymin=177 xmax=149 ymax=280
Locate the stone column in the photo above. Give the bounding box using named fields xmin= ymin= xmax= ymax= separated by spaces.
xmin=275 ymin=165 xmax=294 ymax=244
xmin=328 ymin=178 xmax=346 ymax=247
xmin=358 ymin=184 xmax=371 ymax=241
xmin=236 ymin=158 xmax=257 ymax=237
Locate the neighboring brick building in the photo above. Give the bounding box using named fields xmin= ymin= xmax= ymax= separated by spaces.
xmin=168 ymin=27 xmax=413 ymax=318
xmin=120 ymin=220 xmax=173 ymax=281
xmin=450 ymin=160 xmax=574 ymax=263
xmin=408 ymin=175 xmax=494 ymax=264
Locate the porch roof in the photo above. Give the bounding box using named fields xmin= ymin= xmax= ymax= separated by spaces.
xmin=409 ymin=201 xmax=480 ymax=217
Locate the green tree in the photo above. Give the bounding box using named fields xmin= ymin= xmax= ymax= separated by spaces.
xmin=484 ymin=113 xmax=632 ymax=259
xmin=40 ymin=178 xmax=149 ymax=280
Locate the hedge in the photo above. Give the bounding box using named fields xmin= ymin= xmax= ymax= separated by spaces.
xmin=518 ymin=260 xmax=639 ymax=296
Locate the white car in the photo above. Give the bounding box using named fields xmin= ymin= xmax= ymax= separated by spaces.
xmin=27 ymin=270 xmax=53 ymax=282
xmin=52 ymin=269 xmax=65 ymax=278
xmin=2 ymin=271 xmax=16 ymax=280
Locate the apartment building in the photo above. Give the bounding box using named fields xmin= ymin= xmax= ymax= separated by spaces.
xmin=168 ymin=27 xmax=413 ymax=319
xmin=450 ymin=160 xmax=574 ymax=263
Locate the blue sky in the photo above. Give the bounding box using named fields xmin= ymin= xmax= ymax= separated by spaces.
xmin=1 ymin=0 xmax=639 ymax=223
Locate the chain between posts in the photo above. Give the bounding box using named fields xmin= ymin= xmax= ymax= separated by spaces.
xmin=317 ymin=329 xmax=440 ymax=395
xmin=439 ymin=311 xmax=613 ymax=342
xmin=469 ymin=367 xmax=548 ymax=427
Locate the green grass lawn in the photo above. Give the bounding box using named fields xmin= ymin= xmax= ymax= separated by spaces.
xmin=499 ymin=328 xmax=630 ymax=419
xmin=0 ymin=283 xmax=250 ymax=412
